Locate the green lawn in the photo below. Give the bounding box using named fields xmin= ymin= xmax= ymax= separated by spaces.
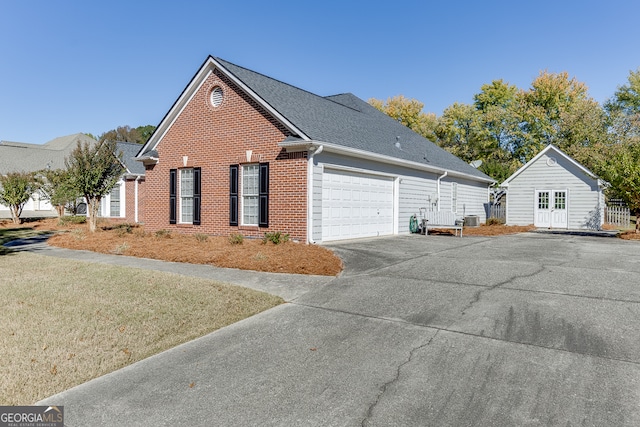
xmin=0 ymin=251 xmax=283 ymax=404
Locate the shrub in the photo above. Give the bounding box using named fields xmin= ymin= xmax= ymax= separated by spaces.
xmin=262 ymin=231 xmax=289 ymax=245
xmin=71 ymin=229 xmax=85 ymax=240
xmin=113 ymin=242 xmax=129 ymax=255
xmin=115 ymin=223 xmax=133 ymax=236
xmin=194 ymin=233 xmax=209 ymax=243
xmin=58 ymin=215 xmax=86 ymax=225
xmin=486 ymin=217 xmax=505 ymax=226
xmin=228 ymin=233 xmax=244 ymax=245
xmin=155 ymin=229 xmax=172 ymax=238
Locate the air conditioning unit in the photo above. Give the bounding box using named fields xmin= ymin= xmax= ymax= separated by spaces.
xmin=464 ymin=215 xmax=480 ymax=227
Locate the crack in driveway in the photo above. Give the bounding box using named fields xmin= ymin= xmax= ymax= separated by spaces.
xmin=457 ymin=264 xmax=547 ymax=319
xmin=361 ymin=330 xmax=439 ymax=427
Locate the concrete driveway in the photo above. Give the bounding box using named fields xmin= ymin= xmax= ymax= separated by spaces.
xmin=40 ymin=233 xmax=640 ymax=426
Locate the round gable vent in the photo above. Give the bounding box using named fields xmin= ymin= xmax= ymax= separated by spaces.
xmin=210 ymin=86 xmax=223 ymax=107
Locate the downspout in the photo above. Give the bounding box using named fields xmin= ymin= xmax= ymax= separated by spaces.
xmin=437 ymin=171 xmax=447 ymax=212
xmin=307 ymin=145 xmax=324 ymax=244
xmin=134 ymin=176 xmax=140 ymax=223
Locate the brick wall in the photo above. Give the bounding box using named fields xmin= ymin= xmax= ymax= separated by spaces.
xmin=142 ymin=69 xmax=309 ymax=242
xmin=124 ymin=178 xmax=138 ymax=223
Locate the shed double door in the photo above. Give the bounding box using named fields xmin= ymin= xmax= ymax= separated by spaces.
xmin=534 ymin=189 xmax=568 ymax=228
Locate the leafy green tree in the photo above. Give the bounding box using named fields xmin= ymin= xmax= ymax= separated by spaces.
xmin=135 ymin=125 xmax=156 ymax=144
xmin=434 ymin=103 xmax=485 ymax=162
xmin=65 ymin=140 xmax=125 ymax=232
xmin=40 ymin=168 xmax=82 ymax=216
xmin=99 ymin=125 xmax=156 ymax=144
xmin=512 ymin=71 xmax=608 ymax=163
xmin=0 ymin=172 xmax=42 ymax=224
xmin=601 ymin=68 xmax=640 ymax=231
xmin=598 ymin=141 xmax=640 ymax=232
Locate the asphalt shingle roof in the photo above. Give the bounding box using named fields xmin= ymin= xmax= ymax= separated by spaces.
xmin=0 ymin=133 xmax=97 ymax=175
xmin=215 ymin=58 xmax=492 ymax=181
xmin=116 ymin=141 xmax=146 ymax=175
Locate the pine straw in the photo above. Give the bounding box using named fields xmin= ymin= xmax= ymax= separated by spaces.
xmin=48 ymin=224 xmax=343 ymax=276
xmin=427 ymin=223 xmax=537 ymax=237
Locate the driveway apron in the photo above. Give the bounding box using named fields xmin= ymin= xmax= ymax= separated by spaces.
xmin=35 ymin=233 xmax=640 ymax=426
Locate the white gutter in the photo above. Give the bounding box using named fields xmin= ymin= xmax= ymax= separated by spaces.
xmin=279 ymin=140 xmax=495 ymax=184
xmin=307 ymin=145 xmax=324 ymax=244
xmin=437 ymin=171 xmax=447 ymax=211
xmin=134 ymin=176 xmax=140 ymax=223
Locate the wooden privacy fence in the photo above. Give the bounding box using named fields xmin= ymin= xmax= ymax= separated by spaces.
xmin=605 ymin=205 xmax=631 ymax=227
xmin=486 ymin=204 xmax=506 ymax=221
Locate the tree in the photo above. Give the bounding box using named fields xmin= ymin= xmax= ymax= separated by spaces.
xmin=369 ymin=96 xmax=438 ymax=141
xmin=0 ymin=172 xmax=42 ymax=224
xmin=511 ymin=71 xmax=608 ymax=164
xmin=598 ymin=141 xmax=640 ymax=232
xmin=99 ymin=125 xmax=156 ymax=144
xmin=601 ymin=68 xmax=640 ymax=232
xmin=40 ymin=168 xmax=82 ymax=216
xmin=65 ymin=140 xmax=125 ymax=232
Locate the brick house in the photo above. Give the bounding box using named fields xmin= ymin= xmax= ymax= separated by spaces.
xmin=136 ymin=56 xmax=495 ymax=243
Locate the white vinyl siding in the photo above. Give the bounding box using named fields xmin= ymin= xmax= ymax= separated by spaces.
xmin=505 ymin=149 xmax=603 ymax=229
xmin=311 ymin=151 xmax=491 ymax=241
xmin=451 ymin=182 xmax=458 ymax=213
xmin=242 ymin=164 xmax=259 ymax=225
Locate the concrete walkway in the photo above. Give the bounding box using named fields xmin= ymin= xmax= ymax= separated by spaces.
xmin=15 ymin=232 xmax=640 ymax=426
xmin=4 ymin=236 xmax=335 ymax=301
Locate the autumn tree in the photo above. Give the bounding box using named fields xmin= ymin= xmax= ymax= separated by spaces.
xmin=0 ymin=171 xmax=42 ymax=224
xmin=511 ymin=71 xmax=608 ymax=164
xmin=65 ymin=140 xmax=125 ymax=232
xmin=369 ymin=95 xmax=438 ymax=141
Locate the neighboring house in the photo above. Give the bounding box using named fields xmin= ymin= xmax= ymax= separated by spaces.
xmin=0 ymin=134 xmax=145 ymax=223
xmin=501 ymin=145 xmax=607 ymax=230
xmin=0 ymin=133 xmax=97 ymax=218
xmin=98 ymin=141 xmax=146 ymax=223
xmin=136 ymin=56 xmax=495 ymax=243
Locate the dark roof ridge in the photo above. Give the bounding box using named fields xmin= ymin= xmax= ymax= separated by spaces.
xmin=215 ymin=57 xmax=352 ymax=110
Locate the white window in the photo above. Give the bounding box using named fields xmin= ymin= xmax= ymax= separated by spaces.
xmin=180 ymin=168 xmax=194 ymax=223
xmin=242 ymin=164 xmax=259 ymax=225
xmin=99 ymin=181 xmax=124 ymax=217
xmin=110 ymin=185 xmax=121 ymax=217
xmin=451 ymin=182 xmax=458 ymax=213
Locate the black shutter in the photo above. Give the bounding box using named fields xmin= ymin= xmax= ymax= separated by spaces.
xmin=229 ymin=165 xmax=238 ymax=226
xmin=258 ymin=162 xmax=269 ymax=228
xmin=169 ymin=169 xmax=177 ymax=224
xmin=193 ymin=167 xmax=201 ymax=225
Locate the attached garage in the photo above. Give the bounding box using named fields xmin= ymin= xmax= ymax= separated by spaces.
xmin=321 ymin=169 xmax=394 ymax=241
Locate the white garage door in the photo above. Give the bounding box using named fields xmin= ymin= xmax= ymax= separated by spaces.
xmin=322 ymin=169 xmax=394 ymax=241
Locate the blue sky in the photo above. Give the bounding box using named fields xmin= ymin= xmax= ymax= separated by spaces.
xmin=1 ymin=0 xmax=639 ymax=144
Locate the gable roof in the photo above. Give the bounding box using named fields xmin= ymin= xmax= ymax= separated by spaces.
xmin=116 ymin=141 xmax=145 ymax=176
xmin=139 ymin=56 xmax=494 ymax=183
xmin=501 ymin=144 xmax=605 ymax=187
xmin=0 ymin=133 xmax=97 ymax=175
